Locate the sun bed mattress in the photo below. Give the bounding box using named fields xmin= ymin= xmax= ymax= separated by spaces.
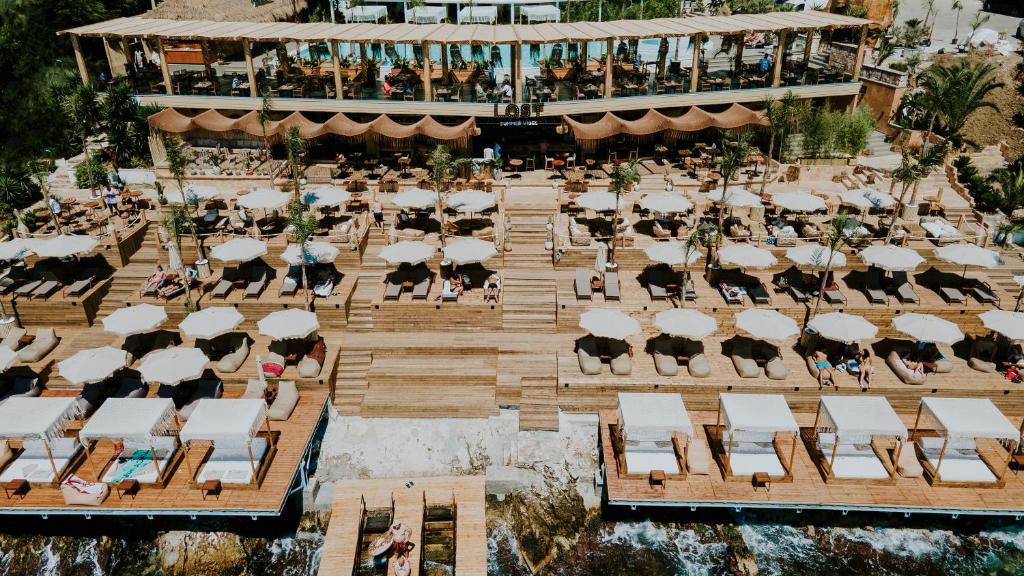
xmin=196 ymin=438 xmax=269 ymax=485
xmin=624 ymin=449 xmax=680 ymax=475
xmin=101 ymin=438 xmax=178 ymax=484
xmin=728 ymin=451 xmax=785 ymax=477
xmin=921 ymin=220 xmax=959 ymax=239
xmin=0 ymin=438 xmax=81 ymax=483
xmin=922 ymin=450 xmax=996 ymax=483
xmin=830 ymin=455 xmax=890 ymax=479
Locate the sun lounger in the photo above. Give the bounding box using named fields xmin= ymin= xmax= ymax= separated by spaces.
xmin=64 ymin=268 xmax=98 ymax=297
xmin=279 ymin=275 xmax=299 ymax=297
xmin=30 ymin=271 xmax=61 ymax=299
xmin=211 ymin=267 xmax=237 ymax=299
xmin=681 ymin=273 xmax=697 ymax=302
xmin=897 ymin=441 xmax=923 ymax=477
xmin=818 ymin=433 xmax=889 ymax=479
xmin=719 ymin=283 xmax=744 ymax=305
xmin=574 ymin=268 xmax=592 ymax=300
xmin=765 ymin=352 xmax=787 ymax=380
xmin=891 ymin=271 xmax=919 ymax=304
xmin=412 ymin=266 xmax=431 ymax=299
xmin=178 ymin=379 xmax=224 ymax=420
xmin=686 ymin=437 xmax=710 ymax=475
xmin=682 ymin=340 xmax=710 ymax=378
xmin=0 ymin=276 xmax=17 ymax=294
xmin=604 ymin=272 xmax=620 ymax=301
xmin=242 ymin=379 xmax=267 ymax=399
xmin=748 ymin=282 xmax=770 ymax=305
xmin=646 ymin=268 xmax=667 ymax=301
xmin=608 ymin=339 xmax=632 ymax=375
xmin=731 ymin=339 xmax=759 ymax=378
xmin=268 ymin=380 xmax=299 ymax=420
xmin=17 ymin=328 xmax=58 ymax=363
xmin=864 ymin=268 xmax=888 ymax=304
xmin=75 ymin=382 xmax=108 ymax=418
xmin=971 ymin=280 xmax=999 ymax=305
xmin=917 ymin=436 xmax=995 ymax=483
xmin=577 ymin=336 xmax=602 ymax=375
xmin=112 ymin=378 xmax=148 ymax=398
xmin=216 ymin=335 xmax=249 ymax=373
xmin=652 ymin=337 xmax=678 ymax=376
xmin=785 ymin=269 xmax=810 ymax=303
xmin=101 ymin=436 xmax=178 ymax=484
xmin=968 ymin=339 xmax=997 ymax=372
xmin=244 ymin=266 xmax=267 ymax=299
xmin=886 ymin=350 xmax=927 ymax=385
xmin=384 ymin=271 xmax=404 ymax=301
xmin=0 ymin=437 xmax=81 ymax=484
xmin=0 ymin=327 xmax=26 ymax=351
xmin=939 ymin=285 xmax=966 ymax=303
xmin=196 ymin=437 xmax=269 ymax=486
xmin=14 ymin=279 xmax=42 ymax=297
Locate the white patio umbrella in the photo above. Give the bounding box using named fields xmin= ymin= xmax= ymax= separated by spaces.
xmin=175 ymin=184 xmax=220 ymax=203
xmin=718 ymin=244 xmax=777 ymax=269
xmin=446 ymin=190 xmax=495 ymax=213
xmin=32 ymin=234 xmax=98 ymax=258
xmin=934 ymin=243 xmax=1004 ymax=272
xmin=840 ymin=188 xmax=896 ymax=210
xmin=771 ymin=191 xmax=827 ymax=213
xmin=575 ymin=191 xmax=621 ymax=212
xmin=579 ymin=309 xmax=641 ymax=340
xmin=378 ymin=241 xmax=435 ymax=265
xmin=179 ymin=307 xmax=244 ymax=340
xmin=654 ymin=309 xmax=717 ymax=339
xmin=238 ymin=189 xmax=290 ymax=211
xmin=892 ymin=313 xmax=965 ymax=345
xmin=859 ymin=245 xmax=924 ymax=272
xmin=443 ymin=238 xmax=498 ymax=265
xmin=644 ymin=241 xmax=701 ymax=267
xmin=281 ymin=242 xmax=339 ymax=265
xmin=258 ymin=308 xmax=320 ymax=340
xmin=980 ymin=310 xmax=1024 ymax=340
xmin=139 ymin=347 xmax=210 ymax=385
xmin=735 ymin=309 xmax=800 ymax=342
xmin=595 ymin=242 xmax=607 ymax=274
xmin=0 ymin=238 xmax=36 ymax=261
xmin=302 ymin=186 xmax=351 ymax=208
xmin=58 ymin=346 xmax=129 ymax=385
xmin=707 ymin=187 xmax=762 ymax=208
xmin=211 ymin=237 xmax=268 ymax=263
xmin=808 ymin=312 xmax=878 ymax=344
xmin=166 ymin=241 xmax=183 ymax=273
xmin=0 ymin=346 xmax=17 ymax=372
xmin=393 ymin=188 xmax=438 ymax=210
xmin=102 ymin=304 xmax=167 ymax=337
xmin=640 ymin=192 xmax=693 ymax=214
xmin=785 ymin=244 xmax=847 ymax=269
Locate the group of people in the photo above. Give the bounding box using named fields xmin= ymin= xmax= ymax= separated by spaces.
xmin=812 ymin=345 xmax=874 ymax=391
xmin=440 ymin=266 xmax=501 ymax=302
xmin=143 ymin=263 xmax=195 ymax=299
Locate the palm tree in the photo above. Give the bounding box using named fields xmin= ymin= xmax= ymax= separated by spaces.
xmin=811 ymin=213 xmax=850 ymax=318
xmin=759 ymin=92 xmax=797 ymax=194
xmin=162 ymin=205 xmax=195 ymax=312
xmin=679 ymin=223 xmax=712 ymax=309
xmin=427 ymin=145 xmax=471 ymax=248
xmin=967 ymin=9 xmax=990 ymax=47
xmin=29 ymin=159 xmax=61 ymax=235
xmin=162 ymin=134 xmax=205 ymax=261
xmin=60 ymin=83 xmax=101 ymax=199
xmin=918 ymin=59 xmax=1004 ymax=150
xmin=284 ymin=126 xmax=306 ymax=199
xmin=885 ymin=142 xmax=949 ymax=243
xmin=922 ymin=0 xmax=936 ymax=44
xmin=951 ymin=0 xmax=964 ymax=43
xmin=774 ymin=91 xmax=800 ymax=164
xmin=990 ymin=161 xmax=1024 ymax=215
xmin=714 ymin=133 xmax=753 ymax=257
xmin=286 ymin=200 xmax=319 ymax=311
xmin=257 ymin=92 xmax=274 ymax=182
xmin=607 ymin=159 xmax=640 ymax=266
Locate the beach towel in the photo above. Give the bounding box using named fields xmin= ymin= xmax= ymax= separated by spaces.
xmin=112 ymin=449 xmax=152 ymax=483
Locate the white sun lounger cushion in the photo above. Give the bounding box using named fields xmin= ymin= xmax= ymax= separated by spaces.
xmin=22 ymin=437 xmax=80 ymax=460
xmin=196 ymin=437 xmax=269 ymax=485
xmin=728 ymin=451 xmax=786 ymax=477
xmin=722 ymin=431 xmax=775 ymax=445
xmin=624 ymin=449 xmax=679 ymax=475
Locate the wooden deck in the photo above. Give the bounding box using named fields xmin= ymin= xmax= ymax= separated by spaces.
xmin=600 ymin=409 xmax=1024 ymax=517
xmin=317 ymin=475 xmax=486 ymax=576
xmin=0 ymin=389 xmax=328 ymax=516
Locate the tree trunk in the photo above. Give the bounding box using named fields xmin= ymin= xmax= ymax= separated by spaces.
xmin=83 ymin=138 xmax=97 ymax=199
xmin=302 ymin=262 xmax=310 ymax=311
xmin=178 ymin=185 xmax=205 ymax=261
xmin=812 ymin=258 xmax=833 ymax=318
xmin=885 ymin=183 xmax=913 ymax=243
xmin=760 ymin=134 xmax=776 ymax=195
xmin=608 ymin=193 xmax=620 ymax=265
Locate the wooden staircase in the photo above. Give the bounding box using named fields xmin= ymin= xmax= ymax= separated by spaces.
xmin=519 ymin=376 xmax=559 ymax=431
xmin=334 ymin=348 xmax=372 ymax=415
xmin=501 ymin=271 xmax=557 ymax=332
xmin=348 ymin=229 xmax=389 ymax=331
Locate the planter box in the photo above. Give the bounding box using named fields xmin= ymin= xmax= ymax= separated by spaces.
xmin=798 ymin=157 xmax=852 ymax=166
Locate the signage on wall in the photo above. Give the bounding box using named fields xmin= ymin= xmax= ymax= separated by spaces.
xmin=492 ymin=102 xmax=546 ymax=127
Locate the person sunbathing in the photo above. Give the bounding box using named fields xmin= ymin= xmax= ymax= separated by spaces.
xmin=813 ymin=348 xmax=838 ymax=390
xmin=313 ymin=271 xmax=334 ymax=298
xmin=484 ymin=273 xmax=500 ymax=302
xmin=393 ymin=553 xmax=411 ymax=576
xmin=144 ymin=265 xmax=167 ymax=293
xmin=900 ymin=352 xmax=926 ymax=376
xmin=157 ymin=273 xmax=184 ymax=298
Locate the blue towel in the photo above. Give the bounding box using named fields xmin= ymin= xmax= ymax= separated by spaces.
xmin=112 ymin=449 xmax=152 ymax=483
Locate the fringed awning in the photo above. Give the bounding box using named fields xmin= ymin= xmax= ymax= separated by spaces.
xmin=148 ymin=108 xmax=480 ymax=142
xmin=564 ymin=104 xmax=767 ymax=141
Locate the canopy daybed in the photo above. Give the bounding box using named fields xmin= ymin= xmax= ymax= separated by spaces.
xmin=0 ymin=397 xmax=83 ymax=485
xmin=715 ymin=393 xmax=799 ymax=480
xmin=178 ymin=399 xmax=276 ymax=488
xmin=614 ymin=393 xmax=693 ymax=478
xmin=813 ymin=396 xmax=907 ymax=482
xmin=78 ymin=398 xmax=180 ymax=486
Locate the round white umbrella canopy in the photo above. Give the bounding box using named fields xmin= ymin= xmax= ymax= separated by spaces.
xmin=718 ymin=244 xmax=777 ymax=269
xmin=33 ymin=234 xmax=98 ymax=258
xmin=655 ymin=309 xmax=717 ymax=339
xmin=892 ymin=313 xmax=965 ymax=345
xmin=446 ymin=190 xmax=495 ymax=213
xmin=771 ymin=191 xmax=827 ymax=213
xmin=174 ymin=184 xmax=220 ymax=203
xmin=258 ymin=308 xmax=320 ymax=340
xmin=211 ymin=238 xmax=268 ymax=263
xmin=0 ymin=238 xmax=36 ymax=261
xmin=0 ymin=346 xmax=17 ymax=372
xmin=139 ymin=347 xmax=210 ymax=385
xmin=980 ymin=310 xmax=1024 ymax=340
xmin=934 ymin=243 xmax=1004 ymax=269
xmin=393 ymin=189 xmax=438 ymax=210
xmin=735 ymin=309 xmax=800 ymax=342
xmin=840 ymin=189 xmax=896 ymax=210
xmin=579 ymin=309 xmax=641 ymax=339
xmin=808 ymin=312 xmax=878 ymax=344
xmin=443 ymin=238 xmax=498 ymax=265
xmin=575 ymin=191 xmax=620 ymax=212
xmin=102 ymin=304 xmax=167 ymax=337
xmin=644 ymin=241 xmax=701 ymax=267
xmin=785 ymin=244 xmax=847 ymax=269
xmin=707 ymin=187 xmax=762 ymax=208
xmin=58 ymin=346 xmax=128 ymax=385
xmin=379 ymin=241 xmax=435 ymax=265
xmin=859 ymin=245 xmax=924 ymax=272
xmin=178 ymin=307 xmax=244 ymax=340
xmin=238 ymin=189 xmax=290 ymax=211
xmin=281 ymin=242 xmax=340 ymax=265
xmin=640 ymin=192 xmax=693 ymax=214
xmin=302 ymin=186 xmax=351 ymax=208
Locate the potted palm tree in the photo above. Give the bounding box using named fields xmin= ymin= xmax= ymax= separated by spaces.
xmin=286 ymin=200 xmax=319 ymax=311
xmin=162 ymin=135 xmax=206 ymax=265
xmin=606 ymin=159 xmax=640 ymax=269
xmin=428 ymin=145 xmax=471 ymax=248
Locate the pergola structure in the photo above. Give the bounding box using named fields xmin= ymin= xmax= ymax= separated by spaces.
xmin=61 ymin=11 xmax=870 ymax=105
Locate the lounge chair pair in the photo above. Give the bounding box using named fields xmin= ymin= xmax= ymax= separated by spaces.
xmin=574 ymin=269 xmax=620 ymax=301
xmin=64 ymin=268 xmax=98 ymax=297
xmin=731 ymin=339 xmax=787 ymax=380
xmin=242 ymin=380 xmax=299 ymax=420
xmin=16 ymin=328 xmax=58 ymax=363
xmin=652 ymin=337 xmax=710 ymax=378
xmin=577 ymin=336 xmax=631 ymax=375
xmin=14 ymin=271 xmax=61 ymax=299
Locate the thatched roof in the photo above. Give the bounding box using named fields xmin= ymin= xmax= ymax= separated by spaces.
xmin=143 ymin=0 xmax=307 ymax=24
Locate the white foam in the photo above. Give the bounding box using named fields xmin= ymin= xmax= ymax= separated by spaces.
xmin=599 ymin=521 xmax=727 ymax=576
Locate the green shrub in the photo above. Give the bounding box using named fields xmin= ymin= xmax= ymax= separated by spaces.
xmin=74 ymin=156 xmax=106 ymax=189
